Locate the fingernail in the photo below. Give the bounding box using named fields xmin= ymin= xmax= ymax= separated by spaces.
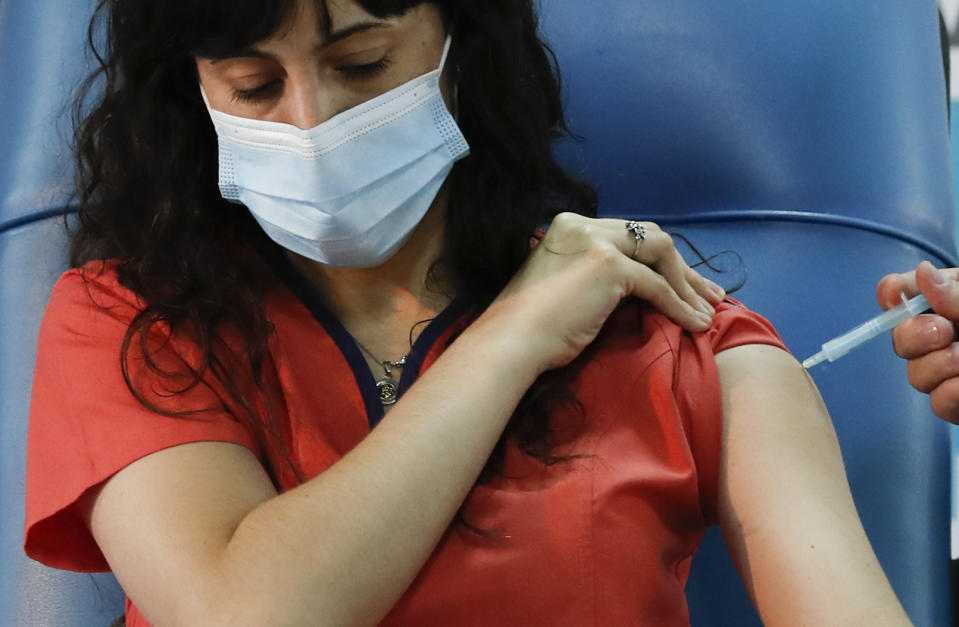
xmin=924 ymin=321 xmax=944 ymax=345
xmin=696 ymin=311 xmax=713 ymax=327
xmin=932 ymin=267 xmax=949 ymax=287
xmin=706 ymin=279 xmax=725 ymax=300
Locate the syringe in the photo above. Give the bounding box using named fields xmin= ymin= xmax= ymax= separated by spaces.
xmin=802 ymin=293 xmax=931 ymax=369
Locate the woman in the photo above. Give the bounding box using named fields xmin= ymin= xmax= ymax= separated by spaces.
xmin=24 ymin=0 xmax=911 ymax=625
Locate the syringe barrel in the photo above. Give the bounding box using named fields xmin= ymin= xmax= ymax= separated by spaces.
xmin=871 ymin=293 xmax=931 ymax=331
xmin=818 ymin=294 xmax=931 ymax=362
xmin=803 ymin=293 xmax=931 ymax=368
xmin=820 ymin=319 xmax=883 ymax=361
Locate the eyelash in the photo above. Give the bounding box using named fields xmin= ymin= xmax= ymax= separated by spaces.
xmin=229 ymin=57 xmax=393 ymax=104
xmin=337 ymin=57 xmax=393 ymax=80
xmin=231 ymin=81 xmax=282 ymax=104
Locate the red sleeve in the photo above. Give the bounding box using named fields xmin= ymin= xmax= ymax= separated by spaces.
xmin=24 ymin=264 xmax=258 ymax=572
xmin=674 ymin=298 xmax=789 ymax=524
xmin=704 ymin=297 xmax=788 ymax=355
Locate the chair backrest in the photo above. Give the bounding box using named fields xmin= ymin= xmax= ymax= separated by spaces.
xmin=1 ymin=1 xmax=953 ymax=625
xmin=0 ymin=0 xmax=126 ymax=624
xmin=538 ymin=1 xmax=955 ymax=625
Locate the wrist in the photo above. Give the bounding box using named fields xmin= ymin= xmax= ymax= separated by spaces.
xmin=453 ymin=302 xmax=549 ymax=380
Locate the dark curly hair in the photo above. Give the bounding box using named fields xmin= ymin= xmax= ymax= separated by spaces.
xmin=72 ymin=0 xmax=598 ymax=486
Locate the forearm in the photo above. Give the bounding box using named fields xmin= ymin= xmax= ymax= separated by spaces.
xmin=209 ymin=317 xmax=539 ymax=626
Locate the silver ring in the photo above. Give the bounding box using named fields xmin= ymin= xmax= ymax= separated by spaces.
xmin=625 ymin=220 xmax=646 ymax=258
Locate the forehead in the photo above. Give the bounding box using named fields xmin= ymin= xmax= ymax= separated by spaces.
xmin=190 ymin=0 xmax=431 ymax=60
xmin=324 ymin=0 xmax=379 ymax=30
xmin=257 ymin=0 xmax=370 ymax=44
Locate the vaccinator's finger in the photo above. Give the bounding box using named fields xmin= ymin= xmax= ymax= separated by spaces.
xmin=905 ymin=343 xmax=959 ymax=394
xmin=876 ymin=271 xmax=917 ymax=311
xmin=929 ymin=376 xmax=959 ymax=424
xmin=891 ymin=314 xmax=956 ymax=359
xmin=915 ymin=262 xmax=959 ymax=320
xmin=876 ymin=263 xmax=959 ymax=311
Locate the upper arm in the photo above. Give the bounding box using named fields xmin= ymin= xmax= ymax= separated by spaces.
xmin=24 ymin=267 xmax=279 ymax=621
xmin=715 ymin=344 xmax=911 ymax=627
xmin=79 ymin=441 xmax=278 ymax=625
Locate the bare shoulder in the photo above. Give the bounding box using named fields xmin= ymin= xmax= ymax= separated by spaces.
xmin=714 ymin=343 xmax=826 ymax=421
xmin=714 ymin=343 xmax=837 ymax=469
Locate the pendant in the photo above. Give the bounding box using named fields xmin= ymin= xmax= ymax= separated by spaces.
xmin=376 ymin=376 xmax=400 ymax=406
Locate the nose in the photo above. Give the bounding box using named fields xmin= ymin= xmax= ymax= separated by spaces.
xmin=283 ymin=78 xmax=338 ymax=129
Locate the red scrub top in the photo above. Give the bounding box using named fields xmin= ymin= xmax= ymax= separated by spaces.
xmin=24 ymin=260 xmax=787 ymax=626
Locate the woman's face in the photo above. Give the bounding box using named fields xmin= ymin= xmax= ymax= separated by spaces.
xmin=196 ymin=0 xmax=447 ymax=128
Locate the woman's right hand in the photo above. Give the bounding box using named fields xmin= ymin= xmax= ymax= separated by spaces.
xmin=484 ymin=213 xmax=724 ymax=371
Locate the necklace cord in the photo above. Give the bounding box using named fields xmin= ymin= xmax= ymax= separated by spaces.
xmin=353 ymin=316 xmax=436 ymax=375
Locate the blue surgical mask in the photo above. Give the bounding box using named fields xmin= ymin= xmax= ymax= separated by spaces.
xmin=201 ymin=36 xmax=469 ymax=268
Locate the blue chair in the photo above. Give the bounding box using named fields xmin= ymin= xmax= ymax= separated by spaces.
xmin=1 ymin=0 xmax=953 ymax=625
xmin=539 ymin=0 xmax=955 ymax=625
xmin=0 ymin=1 xmax=125 ymax=625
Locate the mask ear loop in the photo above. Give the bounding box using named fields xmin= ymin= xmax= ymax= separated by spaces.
xmin=438 ymin=34 xmax=453 ymax=70
xmin=199 ymin=83 xmax=212 ymax=109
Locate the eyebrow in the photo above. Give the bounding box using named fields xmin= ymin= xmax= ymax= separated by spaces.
xmin=207 ymin=21 xmax=391 ymax=64
xmin=324 ymin=20 xmax=391 ymax=46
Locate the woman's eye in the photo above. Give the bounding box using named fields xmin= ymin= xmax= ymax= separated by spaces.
xmin=231 ymin=80 xmax=282 ymax=104
xmin=336 ymin=57 xmax=393 ymax=80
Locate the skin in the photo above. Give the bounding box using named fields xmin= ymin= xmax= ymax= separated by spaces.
xmin=877 ymin=261 xmax=959 ymax=422
xmin=716 ymin=345 xmax=910 ymax=626
xmin=79 ymin=1 xmax=909 ymax=624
